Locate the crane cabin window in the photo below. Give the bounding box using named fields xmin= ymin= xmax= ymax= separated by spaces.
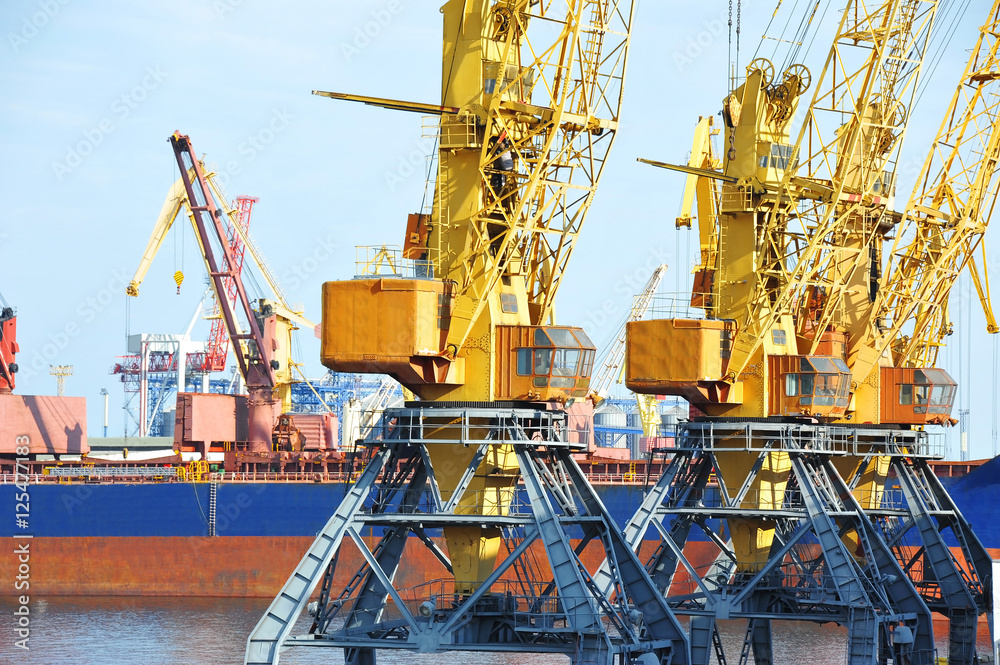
xmin=512 ymin=327 xmax=596 ymax=391
xmin=881 ymin=366 xmax=958 ymax=425
xmin=899 ymin=368 xmax=955 ymax=414
xmin=774 ymin=355 xmax=851 ymax=414
xmin=758 ymin=143 xmax=796 ymax=170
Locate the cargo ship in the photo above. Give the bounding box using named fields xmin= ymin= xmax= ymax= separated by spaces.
xmin=2 ymin=449 xmax=996 ymax=598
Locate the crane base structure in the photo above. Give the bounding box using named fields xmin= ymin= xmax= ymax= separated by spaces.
xmin=611 ymin=421 xmax=992 ymax=665
xmin=245 ymin=406 xmax=691 ymax=665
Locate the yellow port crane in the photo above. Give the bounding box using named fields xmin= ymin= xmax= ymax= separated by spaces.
xmin=851 ymin=2 xmax=1000 ymax=392
xmin=318 ymin=0 xmax=634 ymax=593
xmin=625 ymin=0 xmax=942 ymax=577
xmin=620 ymin=4 xmax=997 ymax=660
xmin=627 ymin=0 xmax=940 ymax=424
xmin=246 ymin=5 xmax=692 ymax=665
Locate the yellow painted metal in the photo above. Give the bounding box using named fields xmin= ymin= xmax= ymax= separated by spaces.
xmin=852 ymin=0 xmax=1000 ymax=384
xmin=629 ymin=0 xmax=949 ymax=575
xmin=714 ymin=445 xmax=792 ymax=573
xmin=313 ymin=90 xmax=459 ymax=116
xmin=631 ymin=0 xmax=943 ymax=422
xmin=684 ymin=118 xmax=723 ymax=286
xmin=720 ymin=0 xmax=938 ymax=390
xmin=426 ymin=424 xmax=519 ymax=594
xmin=432 ymin=0 xmax=629 ymax=362
xmin=968 ymin=254 xmax=999 ymax=334
xmin=126 ymin=171 xmax=194 ymax=297
xmin=626 ymin=318 xmax=738 ymax=404
xmin=319 ymin=0 xmax=636 ymax=592
xmin=635 ymin=394 xmax=659 ymax=438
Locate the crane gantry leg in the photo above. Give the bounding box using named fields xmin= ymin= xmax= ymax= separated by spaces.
xmin=245 ymin=406 xmax=690 ymax=665
xmin=609 ymin=422 xmax=942 ymax=665
xmin=874 ymin=457 xmax=993 ymax=665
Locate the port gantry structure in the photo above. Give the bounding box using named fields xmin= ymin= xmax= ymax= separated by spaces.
xmin=246 ymin=2 xmax=690 ymax=665
xmin=624 ymin=0 xmax=1000 ymax=664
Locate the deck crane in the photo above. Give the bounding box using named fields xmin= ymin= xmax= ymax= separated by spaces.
xmin=125 ymin=155 xmax=317 ymax=415
xmin=163 ymin=132 xmax=277 ymax=452
xmin=247 ymin=3 xmax=690 ymax=665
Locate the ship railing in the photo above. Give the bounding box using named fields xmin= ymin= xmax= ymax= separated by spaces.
xmin=3 ymin=470 xmax=366 ymax=485
xmin=581 ymin=472 xmax=661 ymax=484
xmin=636 ymin=293 xmax=714 ymax=321
xmin=1 ymin=469 xmax=185 ymax=484
xmin=354 ymin=244 xmax=437 ymax=280
xmin=218 ymin=471 xmax=360 ymax=483
xmin=163 ymin=469 xmax=649 ymax=485
xmin=0 ymin=473 xmax=47 ymax=484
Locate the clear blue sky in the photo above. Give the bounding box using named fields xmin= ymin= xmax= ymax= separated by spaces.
xmin=1 ymin=0 xmax=995 ymax=458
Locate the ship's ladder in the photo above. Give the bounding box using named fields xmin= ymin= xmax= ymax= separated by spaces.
xmin=208 ymin=481 xmax=218 ymax=537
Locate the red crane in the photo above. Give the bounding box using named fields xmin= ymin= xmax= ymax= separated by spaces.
xmin=111 ymin=194 xmax=257 ymax=383
xmin=201 ymin=195 xmax=257 ymax=372
xmin=0 ymin=302 xmax=17 ymax=394
xmin=169 ymin=131 xmax=277 ymax=452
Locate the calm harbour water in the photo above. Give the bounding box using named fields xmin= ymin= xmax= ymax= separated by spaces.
xmin=1 ymin=596 xmax=993 ymax=665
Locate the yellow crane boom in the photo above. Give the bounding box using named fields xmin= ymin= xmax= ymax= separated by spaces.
xmin=317 ymin=0 xmax=637 ymax=595
xmin=854 ymin=1 xmax=1000 ymax=379
xmin=722 ymin=0 xmax=939 ymax=384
